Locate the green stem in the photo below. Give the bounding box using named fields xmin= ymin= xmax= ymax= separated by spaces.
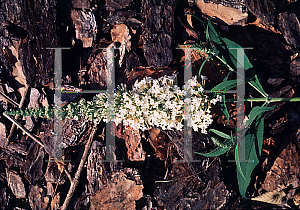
xmin=225 ymin=97 xmax=300 ymax=102
xmin=214 ymin=55 xmax=244 ymax=78
xmin=247 ymin=82 xmax=268 ymax=98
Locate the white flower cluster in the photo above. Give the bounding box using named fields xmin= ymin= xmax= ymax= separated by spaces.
xmin=89 ymin=75 xmax=222 ymax=134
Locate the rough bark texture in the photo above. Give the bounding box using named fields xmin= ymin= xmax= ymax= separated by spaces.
xmin=0 ymin=0 xmax=57 ymax=89
xmin=262 ymin=142 xmax=300 ymax=192
xmin=90 ymin=168 xmax=143 ymax=210
xmin=196 ymin=0 xmax=248 ymax=25
xmin=141 ymin=0 xmax=176 ymax=68
xmin=278 ymin=11 xmax=300 ymax=50
xmin=245 ymin=0 xmax=297 ymax=25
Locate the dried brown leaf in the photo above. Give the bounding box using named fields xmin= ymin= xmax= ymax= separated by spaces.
xmin=251 ymin=191 xmax=286 ymax=205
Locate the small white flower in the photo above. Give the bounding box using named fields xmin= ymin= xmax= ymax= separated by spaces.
xmin=201 ymin=75 xmax=208 ymax=80
xmin=65 ymin=75 xmax=218 ymax=134
xmin=198 ymin=87 xmax=204 ymax=92
xmin=211 ymin=99 xmax=217 ymax=105
xmin=184 ymin=98 xmax=191 ymax=103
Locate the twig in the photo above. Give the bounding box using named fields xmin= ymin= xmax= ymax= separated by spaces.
xmin=97 ymin=127 xmax=105 ymax=140
xmin=60 ymin=123 xmax=99 ymax=210
xmin=0 ymin=89 xmax=19 ymax=107
xmin=64 ymin=167 xmax=73 ymax=183
xmin=3 ymin=112 xmax=44 ymax=148
xmin=7 ymin=86 xmax=29 ymax=144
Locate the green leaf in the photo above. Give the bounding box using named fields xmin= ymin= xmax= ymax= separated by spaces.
xmin=196 ymin=137 xmax=235 ymax=157
xmin=211 ymin=79 xmax=244 ymax=92
xmin=198 ymin=55 xmax=212 ymax=81
xmin=206 ymin=21 xmax=222 ymax=45
xmin=187 ymin=17 xmax=268 ymax=97
xmin=245 ymin=106 xmax=275 ymax=129
xmin=235 ymin=113 xmax=264 ymax=198
xmin=219 ymin=93 xmax=230 ymax=125
xmin=219 ymin=38 xmax=253 ymax=71
xmin=196 ymin=129 xmax=235 ymax=157
xmin=246 ymin=70 xmax=268 ymax=97
xmin=211 ymin=136 xmax=236 ymax=148
xmin=217 ymin=37 xmax=268 ymax=97
xmin=235 ymin=105 xmax=274 ymax=198
xmin=192 ymin=18 xmax=269 ymax=98
xmin=223 ymin=71 xmax=233 ymax=82
xmin=209 ymin=128 xmax=230 ymax=139
xmin=195 ymin=144 xmax=231 ymax=157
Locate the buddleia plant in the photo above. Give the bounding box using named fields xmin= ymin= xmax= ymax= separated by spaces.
xmin=5 ymin=75 xmax=222 ymax=134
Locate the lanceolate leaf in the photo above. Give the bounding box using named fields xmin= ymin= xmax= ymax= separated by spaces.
xmin=206 ymin=20 xmax=221 ymax=45
xmin=219 ymin=93 xmax=230 ymax=125
xmin=209 ymin=128 xmax=230 ymax=139
xmin=206 ymin=20 xmax=222 ymax=52
xmin=195 ymin=136 xmax=235 ymax=157
xmin=211 ymin=79 xmax=244 ymax=92
xmin=235 ymin=114 xmax=263 ymax=198
xmin=195 ymin=130 xmax=235 ymax=157
xmin=235 ymin=106 xmax=274 ymax=198
xmin=224 ymin=71 xmax=233 ymax=82
xmin=218 ymin=74 xmax=232 ymax=124
xmin=219 ymin=38 xmax=253 ymax=71
xmin=186 ymin=15 xmax=268 ymax=97
xmin=246 ymin=70 xmax=268 ymax=97
xmin=195 ymin=143 xmax=231 ymax=157
xmin=245 ymin=106 xmax=275 ymax=129
xmin=217 ymin=37 xmax=268 ymax=97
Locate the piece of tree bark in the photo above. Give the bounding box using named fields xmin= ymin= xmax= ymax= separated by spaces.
xmin=71 ymin=0 xmax=91 ymax=9
xmin=121 ymin=126 xmax=145 ymax=161
xmin=262 ymin=142 xmax=300 ymax=192
xmin=196 ymin=0 xmax=248 ymax=25
xmin=25 ymin=150 xmax=45 ymax=185
xmin=90 ymin=168 xmax=143 ymax=210
xmin=141 ymin=0 xmax=176 ymax=68
xmin=245 ymin=0 xmax=297 ymax=25
xmin=28 ymin=185 xmax=48 ymax=210
xmin=70 ymin=8 xmax=97 ymax=48
xmin=0 ymin=0 xmax=57 ymax=89
xmin=6 ymin=169 xmax=26 ymax=199
xmin=278 ymin=12 xmax=300 ymax=50
xmin=290 ymin=58 xmax=300 ymax=76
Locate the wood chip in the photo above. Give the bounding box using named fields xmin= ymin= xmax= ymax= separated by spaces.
xmin=123 ymin=126 xmax=145 ymax=161
xmin=262 ymin=142 xmax=300 ymax=192
xmin=28 ymin=185 xmax=48 ymax=210
xmin=196 ymin=0 xmax=248 ymax=25
xmin=25 ymin=150 xmax=45 ymax=185
xmin=0 ymin=123 xmax=6 ymax=147
xmin=6 ymin=169 xmax=26 ymax=199
xmin=141 ymin=0 xmax=176 ymax=68
xmin=70 ymin=9 xmax=97 ymax=48
xmin=110 ymin=24 xmax=131 ymax=67
xmin=278 ymin=11 xmax=300 ymax=49
xmin=90 ymin=169 xmax=143 ymax=210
